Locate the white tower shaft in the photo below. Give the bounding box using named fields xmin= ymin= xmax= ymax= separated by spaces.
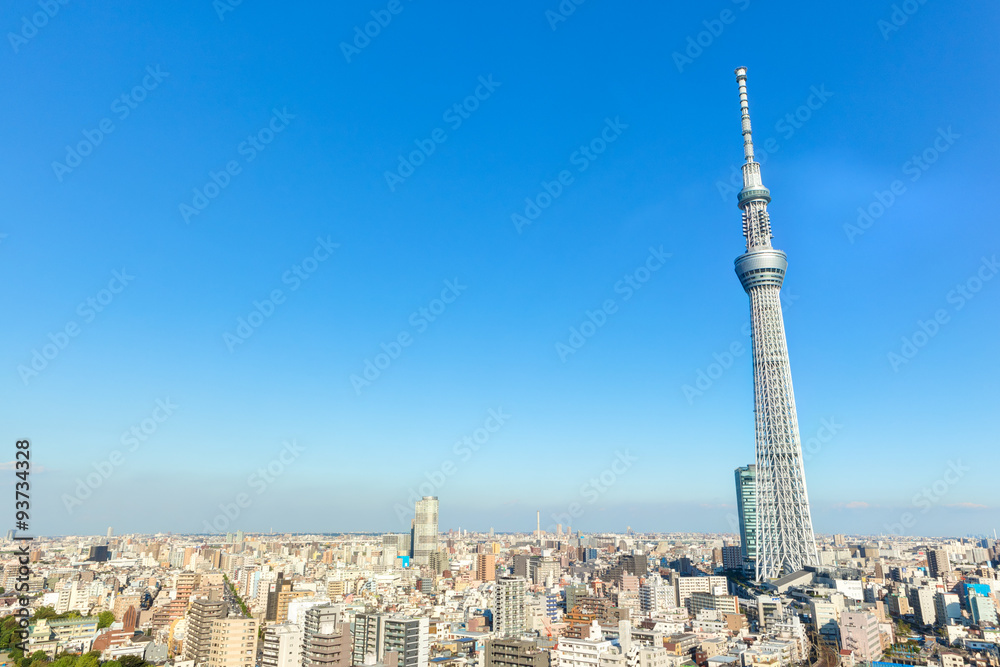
xmin=732 ymin=67 xmax=818 ymax=581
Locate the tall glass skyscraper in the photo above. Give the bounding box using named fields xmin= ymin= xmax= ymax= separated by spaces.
xmin=735 ymin=464 xmax=757 ymax=573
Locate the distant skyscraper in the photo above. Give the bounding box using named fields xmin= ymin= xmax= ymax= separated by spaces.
xmin=731 ymin=67 xmax=818 ymax=580
xmin=734 ymin=464 xmax=757 ymax=573
xmin=106 ymin=527 xmax=113 ymax=538
xmin=411 ymin=496 xmax=439 ymax=566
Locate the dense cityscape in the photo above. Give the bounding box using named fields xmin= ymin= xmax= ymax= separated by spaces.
xmin=4 ymin=7 xmax=996 ymax=667
xmin=6 ymin=42 xmax=996 ymax=667
xmin=3 ymin=515 xmax=1000 ymax=667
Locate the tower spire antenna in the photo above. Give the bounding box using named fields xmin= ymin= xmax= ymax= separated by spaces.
xmin=735 ymin=67 xmax=754 ymax=163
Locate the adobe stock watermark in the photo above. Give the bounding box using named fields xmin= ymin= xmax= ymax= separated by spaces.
xmin=884 ymin=459 xmax=969 ymax=536
xmin=393 ymin=407 xmax=510 ymax=524
xmin=52 ymin=66 xmax=170 ymax=182
xmin=7 ymin=0 xmax=70 ymax=54
xmin=887 ymin=255 xmax=997 ymax=372
xmin=547 ymin=450 xmax=638 ymax=532
xmin=556 ymin=246 xmax=671 ymax=362
xmin=877 ymin=0 xmax=929 ymax=40
xmin=843 ymin=126 xmax=959 ymax=243
xmin=350 ymin=279 xmax=467 ymax=395
xmin=801 ymin=417 xmax=845 ymax=462
xmin=203 ymin=439 xmax=306 ymax=534
xmin=61 ymin=398 xmax=179 ymax=514
xmin=223 ymin=236 xmax=340 ymax=352
xmin=545 ymin=0 xmax=588 ymax=30
xmin=17 ymin=269 xmax=134 ymax=385
xmin=511 ymin=117 xmax=628 ymax=234
xmin=179 ymin=107 xmax=295 ymax=223
xmin=716 ymin=84 xmax=834 ymax=201
xmin=340 ymin=0 xmax=416 ymax=63
xmin=384 ymin=75 xmax=501 ymax=192
xmin=213 ymin=0 xmax=244 ymax=21
xmin=672 ymin=0 xmax=751 ymax=73
xmin=682 ymin=292 xmax=798 ymax=403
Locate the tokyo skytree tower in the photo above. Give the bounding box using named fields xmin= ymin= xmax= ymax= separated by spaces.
xmin=731 ymin=67 xmax=818 ymax=581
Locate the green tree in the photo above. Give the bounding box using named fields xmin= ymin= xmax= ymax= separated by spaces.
xmin=97 ymin=611 xmax=115 ymax=629
xmin=103 ymin=660 xmax=122 ymax=667
xmin=76 ymin=654 xmax=98 ymax=667
xmin=27 ymin=649 xmax=50 ymax=667
xmin=32 ymin=608 xmax=57 ymax=621
xmin=118 ymin=656 xmax=148 ymax=667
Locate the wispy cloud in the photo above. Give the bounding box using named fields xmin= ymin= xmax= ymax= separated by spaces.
xmin=831 ymin=500 xmax=872 ymax=509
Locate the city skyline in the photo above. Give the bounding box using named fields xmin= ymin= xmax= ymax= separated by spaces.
xmin=2 ymin=2 xmax=998 ymax=538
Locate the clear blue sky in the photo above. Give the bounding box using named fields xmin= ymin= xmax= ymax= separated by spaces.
xmin=2 ymin=1 xmax=997 ymax=538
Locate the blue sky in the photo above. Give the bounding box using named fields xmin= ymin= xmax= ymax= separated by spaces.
xmin=1 ymin=1 xmax=998 ymax=538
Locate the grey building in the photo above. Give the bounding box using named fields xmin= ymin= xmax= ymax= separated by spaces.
xmin=183 ymin=599 xmax=227 ymax=666
xmin=303 ymin=605 xmax=351 ymax=667
xmin=484 ymin=639 xmax=551 ymax=667
xmin=353 ymin=614 xmax=428 ymax=667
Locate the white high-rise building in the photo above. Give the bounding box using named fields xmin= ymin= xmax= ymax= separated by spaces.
xmin=909 ymin=586 xmax=938 ymax=626
xmin=639 ymin=576 xmax=672 ymax=616
xmin=675 ymin=575 xmax=727 ymax=610
xmin=494 ymin=576 xmax=527 ymax=637
xmin=261 ymin=623 xmax=304 ymax=667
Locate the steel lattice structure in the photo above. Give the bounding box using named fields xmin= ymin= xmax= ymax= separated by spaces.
xmin=732 ymin=67 xmax=818 ymax=581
